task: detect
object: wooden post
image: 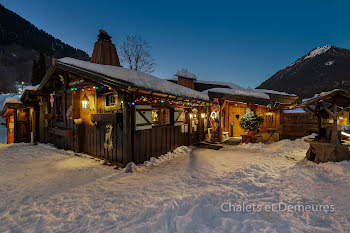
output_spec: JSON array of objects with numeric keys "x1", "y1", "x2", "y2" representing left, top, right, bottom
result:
[
  {"x1": 316, "y1": 103, "x2": 321, "y2": 132},
  {"x1": 14, "y1": 109, "x2": 17, "y2": 143},
  {"x1": 331, "y1": 103, "x2": 339, "y2": 144},
  {"x1": 122, "y1": 95, "x2": 133, "y2": 164}
]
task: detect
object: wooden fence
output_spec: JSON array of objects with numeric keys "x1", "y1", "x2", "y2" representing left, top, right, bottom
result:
[
  {"x1": 280, "y1": 112, "x2": 319, "y2": 139},
  {"x1": 133, "y1": 126, "x2": 191, "y2": 164},
  {"x1": 47, "y1": 123, "x2": 201, "y2": 165},
  {"x1": 80, "y1": 120, "x2": 123, "y2": 163}
]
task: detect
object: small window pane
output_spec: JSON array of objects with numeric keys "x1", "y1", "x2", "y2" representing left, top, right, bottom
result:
[{"x1": 106, "y1": 94, "x2": 115, "y2": 106}]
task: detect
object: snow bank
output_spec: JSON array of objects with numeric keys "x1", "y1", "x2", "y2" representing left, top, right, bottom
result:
[
  {"x1": 57, "y1": 58, "x2": 209, "y2": 101},
  {"x1": 143, "y1": 146, "x2": 191, "y2": 167},
  {"x1": 125, "y1": 162, "x2": 137, "y2": 173},
  {"x1": 174, "y1": 68, "x2": 197, "y2": 80},
  {"x1": 236, "y1": 134, "x2": 316, "y2": 160},
  {"x1": 1, "y1": 135, "x2": 350, "y2": 232}
]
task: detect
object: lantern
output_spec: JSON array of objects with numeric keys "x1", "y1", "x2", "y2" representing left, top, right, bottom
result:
[{"x1": 82, "y1": 94, "x2": 89, "y2": 109}]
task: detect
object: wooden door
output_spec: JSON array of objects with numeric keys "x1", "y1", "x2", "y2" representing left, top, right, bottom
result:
[
  {"x1": 17, "y1": 108, "x2": 31, "y2": 143},
  {"x1": 229, "y1": 104, "x2": 247, "y2": 137}
]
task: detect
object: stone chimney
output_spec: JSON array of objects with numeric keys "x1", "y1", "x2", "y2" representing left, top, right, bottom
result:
[
  {"x1": 91, "y1": 29, "x2": 121, "y2": 66},
  {"x1": 174, "y1": 68, "x2": 197, "y2": 89}
]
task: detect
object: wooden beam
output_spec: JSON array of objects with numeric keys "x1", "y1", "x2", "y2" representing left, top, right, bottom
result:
[
  {"x1": 320, "y1": 101, "x2": 334, "y2": 118},
  {"x1": 331, "y1": 103, "x2": 339, "y2": 144},
  {"x1": 337, "y1": 104, "x2": 350, "y2": 117},
  {"x1": 152, "y1": 92, "x2": 168, "y2": 98}
]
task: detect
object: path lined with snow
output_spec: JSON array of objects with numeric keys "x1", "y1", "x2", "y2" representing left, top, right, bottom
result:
[{"x1": 0, "y1": 139, "x2": 349, "y2": 232}]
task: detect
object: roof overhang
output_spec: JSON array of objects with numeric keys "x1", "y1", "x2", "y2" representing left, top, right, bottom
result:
[
  {"x1": 295, "y1": 89, "x2": 350, "y2": 108},
  {"x1": 208, "y1": 91, "x2": 270, "y2": 106}
]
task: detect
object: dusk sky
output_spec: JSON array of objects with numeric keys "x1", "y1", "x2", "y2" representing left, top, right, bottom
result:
[{"x1": 2, "y1": 0, "x2": 350, "y2": 88}]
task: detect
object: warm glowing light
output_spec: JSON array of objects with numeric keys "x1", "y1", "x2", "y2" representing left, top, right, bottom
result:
[
  {"x1": 190, "y1": 114, "x2": 193, "y2": 119},
  {"x1": 82, "y1": 100, "x2": 88, "y2": 109},
  {"x1": 82, "y1": 94, "x2": 89, "y2": 109},
  {"x1": 210, "y1": 111, "x2": 217, "y2": 119},
  {"x1": 201, "y1": 113, "x2": 206, "y2": 118}
]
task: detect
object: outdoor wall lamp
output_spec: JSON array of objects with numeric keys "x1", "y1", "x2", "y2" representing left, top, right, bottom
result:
[{"x1": 82, "y1": 94, "x2": 89, "y2": 109}]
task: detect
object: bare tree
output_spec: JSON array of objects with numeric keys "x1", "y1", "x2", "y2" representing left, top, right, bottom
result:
[{"x1": 119, "y1": 35, "x2": 155, "y2": 73}]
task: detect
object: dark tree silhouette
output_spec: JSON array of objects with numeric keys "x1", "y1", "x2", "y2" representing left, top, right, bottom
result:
[{"x1": 119, "y1": 35, "x2": 155, "y2": 74}]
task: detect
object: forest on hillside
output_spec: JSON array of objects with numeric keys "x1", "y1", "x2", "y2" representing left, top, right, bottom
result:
[{"x1": 0, "y1": 4, "x2": 89, "y2": 93}]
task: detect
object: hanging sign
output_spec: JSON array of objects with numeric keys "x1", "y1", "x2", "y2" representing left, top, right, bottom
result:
[
  {"x1": 69, "y1": 79, "x2": 85, "y2": 86},
  {"x1": 50, "y1": 94, "x2": 55, "y2": 108}
]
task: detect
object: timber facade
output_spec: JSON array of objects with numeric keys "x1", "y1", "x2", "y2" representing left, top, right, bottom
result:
[
  {"x1": 25, "y1": 31, "x2": 210, "y2": 165},
  {"x1": 2, "y1": 30, "x2": 349, "y2": 165}
]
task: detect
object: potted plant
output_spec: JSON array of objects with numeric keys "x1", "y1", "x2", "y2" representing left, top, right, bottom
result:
[{"x1": 239, "y1": 110, "x2": 264, "y2": 135}]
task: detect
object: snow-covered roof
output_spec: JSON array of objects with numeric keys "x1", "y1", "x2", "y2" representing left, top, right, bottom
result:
[
  {"x1": 3, "y1": 97, "x2": 22, "y2": 107},
  {"x1": 57, "y1": 58, "x2": 209, "y2": 101},
  {"x1": 298, "y1": 89, "x2": 350, "y2": 108},
  {"x1": 255, "y1": 89, "x2": 297, "y2": 97},
  {"x1": 302, "y1": 89, "x2": 341, "y2": 103},
  {"x1": 195, "y1": 80, "x2": 244, "y2": 90},
  {"x1": 203, "y1": 87, "x2": 270, "y2": 99},
  {"x1": 24, "y1": 85, "x2": 39, "y2": 91},
  {"x1": 174, "y1": 68, "x2": 197, "y2": 80}
]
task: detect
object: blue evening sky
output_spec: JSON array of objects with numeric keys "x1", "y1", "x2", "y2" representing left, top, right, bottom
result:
[{"x1": 2, "y1": 0, "x2": 350, "y2": 88}]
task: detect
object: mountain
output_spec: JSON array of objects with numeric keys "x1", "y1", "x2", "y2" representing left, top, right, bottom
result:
[
  {"x1": 0, "y1": 4, "x2": 89, "y2": 92},
  {"x1": 257, "y1": 45, "x2": 350, "y2": 99}
]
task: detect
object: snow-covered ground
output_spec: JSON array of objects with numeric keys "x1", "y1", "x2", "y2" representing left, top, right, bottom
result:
[{"x1": 0, "y1": 138, "x2": 349, "y2": 232}]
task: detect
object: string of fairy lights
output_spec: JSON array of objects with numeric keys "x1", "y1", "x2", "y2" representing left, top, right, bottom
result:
[{"x1": 69, "y1": 84, "x2": 218, "y2": 107}]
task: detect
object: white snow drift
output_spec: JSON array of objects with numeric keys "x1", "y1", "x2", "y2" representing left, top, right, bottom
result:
[{"x1": 0, "y1": 137, "x2": 349, "y2": 232}]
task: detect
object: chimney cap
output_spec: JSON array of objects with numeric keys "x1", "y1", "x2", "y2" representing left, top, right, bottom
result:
[
  {"x1": 98, "y1": 29, "x2": 112, "y2": 42},
  {"x1": 174, "y1": 68, "x2": 197, "y2": 80}
]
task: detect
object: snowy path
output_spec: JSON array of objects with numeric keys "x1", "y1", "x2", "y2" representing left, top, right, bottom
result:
[{"x1": 0, "y1": 139, "x2": 349, "y2": 233}]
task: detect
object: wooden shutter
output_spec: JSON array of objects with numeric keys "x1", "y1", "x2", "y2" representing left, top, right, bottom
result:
[
  {"x1": 135, "y1": 105, "x2": 152, "y2": 131},
  {"x1": 174, "y1": 107, "x2": 185, "y2": 126}
]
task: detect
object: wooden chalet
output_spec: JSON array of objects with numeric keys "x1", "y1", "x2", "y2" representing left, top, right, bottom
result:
[
  {"x1": 1, "y1": 86, "x2": 40, "y2": 144},
  {"x1": 20, "y1": 30, "x2": 210, "y2": 165},
  {"x1": 170, "y1": 76, "x2": 300, "y2": 143}
]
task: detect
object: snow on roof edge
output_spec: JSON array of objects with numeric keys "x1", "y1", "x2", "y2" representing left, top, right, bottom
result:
[
  {"x1": 24, "y1": 85, "x2": 40, "y2": 91},
  {"x1": 255, "y1": 88, "x2": 297, "y2": 97},
  {"x1": 203, "y1": 88, "x2": 270, "y2": 100},
  {"x1": 3, "y1": 97, "x2": 22, "y2": 107},
  {"x1": 57, "y1": 58, "x2": 209, "y2": 101}
]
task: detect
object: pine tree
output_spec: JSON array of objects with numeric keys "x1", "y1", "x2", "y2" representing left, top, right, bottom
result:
[
  {"x1": 31, "y1": 59, "x2": 39, "y2": 85},
  {"x1": 37, "y1": 52, "x2": 46, "y2": 83}
]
